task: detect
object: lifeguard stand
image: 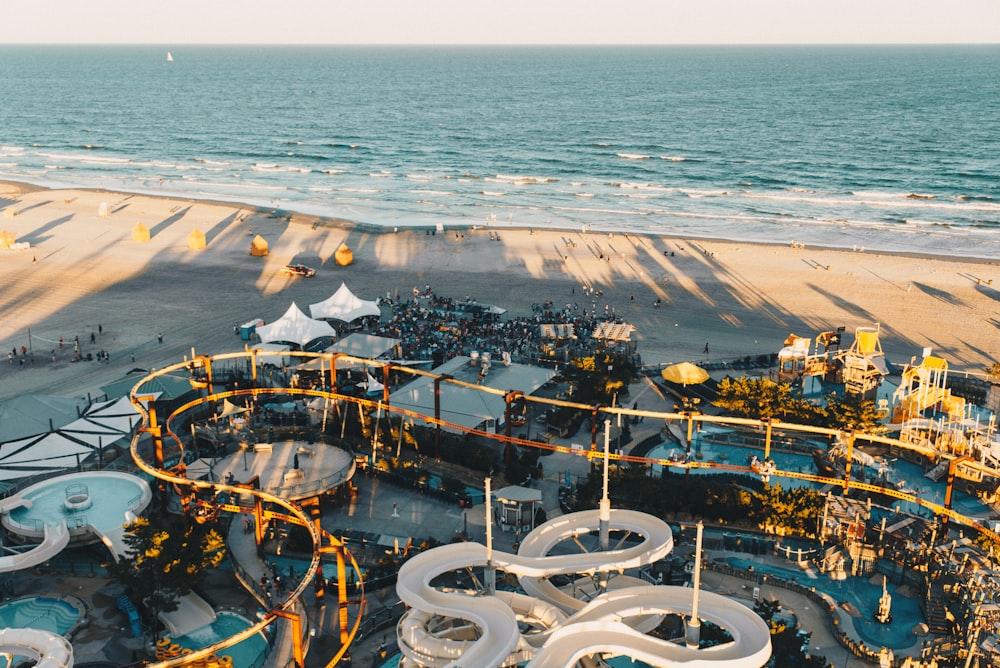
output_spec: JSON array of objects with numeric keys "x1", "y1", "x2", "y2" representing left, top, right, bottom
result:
[{"x1": 837, "y1": 325, "x2": 888, "y2": 400}]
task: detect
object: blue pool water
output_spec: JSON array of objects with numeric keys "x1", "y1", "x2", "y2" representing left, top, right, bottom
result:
[
  {"x1": 7, "y1": 472, "x2": 148, "y2": 532},
  {"x1": 0, "y1": 596, "x2": 82, "y2": 634},
  {"x1": 725, "y1": 557, "x2": 921, "y2": 649},
  {"x1": 173, "y1": 612, "x2": 268, "y2": 668}
]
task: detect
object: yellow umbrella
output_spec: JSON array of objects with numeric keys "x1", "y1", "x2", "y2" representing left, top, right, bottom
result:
[{"x1": 661, "y1": 362, "x2": 710, "y2": 386}]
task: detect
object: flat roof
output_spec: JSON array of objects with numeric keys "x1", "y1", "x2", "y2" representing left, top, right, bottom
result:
[{"x1": 390, "y1": 356, "x2": 556, "y2": 433}]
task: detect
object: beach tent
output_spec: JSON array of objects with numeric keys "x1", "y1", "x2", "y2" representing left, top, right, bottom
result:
[
  {"x1": 334, "y1": 242, "x2": 353, "y2": 266},
  {"x1": 187, "y1": 228, "x2": 206, "y2": 250},
  {"x1": 250, "y1": 235, "x2": 269, "y2": 257},
  {"x1": 131, "y1": 222, "x2": 150, "y2": 242},
  {"x1": 255, "y1": 301, "x2": 336, "y2": 349},
  {"x1": 309, "y1": 282, "x2": 381, "y2": 323},
  {"x1": 0, "y1": 230, "x2": 16, "y2": 248}
]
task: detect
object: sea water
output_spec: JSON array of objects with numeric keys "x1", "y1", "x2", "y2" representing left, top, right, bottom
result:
[{"x1": 0, "y1": 45, "x2": 998, "y2": 258}]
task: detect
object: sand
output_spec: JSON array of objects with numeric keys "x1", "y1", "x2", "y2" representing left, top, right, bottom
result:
[{"x1": 1, "y1": 180, "x2": 998, "y2": 403}]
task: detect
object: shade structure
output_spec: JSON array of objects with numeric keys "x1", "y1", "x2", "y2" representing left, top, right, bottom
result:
[
  {"x1": 187, "y1": 228, "x2": 206, "y2": 249},
  {"x1": 0, "y1": 395, "x2": 139, "y2": 481},
  {"x1": 0, "y1": 230, "x2": 16, "y2": 248},
  {"x1": 334, "y1": 242, "x2": 353, "y2": 266},
  {"x1": 250, "y1": 234, "x2": 269, "y2": 256},
  {"x1": 309, "y1": 282, "x2": 380, "y2": 322},
  {"x1": 131, "y1": 222, "x2": 150, "y2": 242},
  {"x1": 255, "y1": 301, "x2": 336, "y2": 349},
  {"x1": 660, "y1": 362, "x2": 710, "y2": 386}
]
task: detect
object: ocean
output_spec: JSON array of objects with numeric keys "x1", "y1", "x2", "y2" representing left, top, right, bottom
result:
[{"x1": 1, "y1": 45, "x2": 998, "y2": 258}]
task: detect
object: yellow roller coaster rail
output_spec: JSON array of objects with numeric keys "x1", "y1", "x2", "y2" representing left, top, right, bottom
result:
[{"x1": 128, "y1": 350, "x2": 1000, "y2": 666}]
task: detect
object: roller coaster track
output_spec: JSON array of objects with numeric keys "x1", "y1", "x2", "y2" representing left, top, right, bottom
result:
[{"x1": 126, "y1": 350, "x2": 1000, "y2": 667}]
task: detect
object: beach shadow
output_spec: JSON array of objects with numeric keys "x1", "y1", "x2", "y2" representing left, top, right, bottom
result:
[
  {"x1": 12, "y1": 200, "x2": 53, "y2": 216},
  {"x1": 149, "y1": 207, "x2": 191, "y2": 239},
  {"x1": 912, "y1": 282, "x2": 963, "y2": 306},
  {"x1": 22, "y1": 214, "x2": 74, "y2": 245},
  {"x1": 203, "y1": 211, "x2": 239, "y2": 246}
]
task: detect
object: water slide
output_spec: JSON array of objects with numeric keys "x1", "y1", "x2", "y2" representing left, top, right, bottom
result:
[
  {"x1": 0, "y1": 521, "x2": 70, "y2": 573},
  {"x1": 0, "y1": 627, "x2": 73, "y2": 668},
  {"x1": 395, "y1": 508, "x2": 771, "y2": 667}
]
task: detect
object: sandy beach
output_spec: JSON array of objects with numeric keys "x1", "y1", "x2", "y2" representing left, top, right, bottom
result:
[{"x1": 1, "y1": 180, "x2": 998, "y2": 403}]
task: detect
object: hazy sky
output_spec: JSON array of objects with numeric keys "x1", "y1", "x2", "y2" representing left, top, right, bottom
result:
[{"x1": 5, "y1": 0, "x2": 999, "y2": 45}]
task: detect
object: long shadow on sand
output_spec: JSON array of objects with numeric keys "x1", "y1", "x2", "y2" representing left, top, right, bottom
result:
[
  {"x1": 150, "y1": 207, "x2": 191, "y2": 239},
  {"x1": 22, "y1": 214, "x2": 74, "y2": 246}
]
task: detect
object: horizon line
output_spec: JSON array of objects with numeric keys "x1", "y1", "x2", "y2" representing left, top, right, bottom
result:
[{"x1": 2, "y1": 41, "x2": 999, "y2": 47}]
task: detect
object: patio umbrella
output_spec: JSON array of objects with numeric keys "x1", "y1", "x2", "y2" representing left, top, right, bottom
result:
[{"x1": 661, "y1": 362, "x2": 710, "y2": 386}]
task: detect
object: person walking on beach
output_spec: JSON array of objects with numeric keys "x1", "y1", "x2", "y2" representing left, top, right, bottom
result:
[
  {"x1": 704, "y1": 342, "x2": 710, "y2": 354},
  {"x1": 157, "y1": 332, "x2": 163, "y2": 344}
]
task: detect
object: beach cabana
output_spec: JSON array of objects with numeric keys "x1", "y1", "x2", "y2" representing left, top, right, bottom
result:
[
  {"x1": 187, "y1": 228, "x2": 206, "y2": 250},
  {"x1": 250, "y1": 235, "x2": 269, "y2": 257},
  {"x1": 309, "y1": 282, "x2": 381, "y2": 323},
  {"x1": 131, "y1": 222, "x2": 150, "y2": 242},
  {"x1": 0, "y1": 230, "x2": 16, "y2": 248},
  {"x1": 334, "y1": 242, "x2": 353, "y2": 266},
  {"x1": 255, "y1": 302, "x2": 336, "y2": 349}
]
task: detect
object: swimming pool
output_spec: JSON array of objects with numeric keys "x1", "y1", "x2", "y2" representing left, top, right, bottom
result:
[
  {"x1": 2, "y1": 471, "x2": 151, "y2": 541},
  {"x1": 172, "y1": 611, "x2": 269, "y2": 668},
  {"x1": 725, "y1": 557, "x2": 921, "y2": 649},
  {"x1": 0, "y1": 595, "x2": 86, "y2": 635}
]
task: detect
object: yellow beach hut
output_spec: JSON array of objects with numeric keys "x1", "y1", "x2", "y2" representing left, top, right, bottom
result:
[
  {"x1": 132, "y1": 222, "x2": 150, "y2": 242},
  {"x1": 250, "y1": 234, "x2": 269, "y2": 257},
  {"x1": 188, "y1": 228, "x2": 206, "y2": 250},
  {"x1": 0, "y1": 230, "x2": 16, "y2": 248},
  {"x1": 334, "y1": 242, "x2": 353, "y2": 266}
]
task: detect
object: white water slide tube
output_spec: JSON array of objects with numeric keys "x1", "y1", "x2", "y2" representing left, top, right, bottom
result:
[{"x1": 395, "y1": 508, "x2": 771, "y2": 668}]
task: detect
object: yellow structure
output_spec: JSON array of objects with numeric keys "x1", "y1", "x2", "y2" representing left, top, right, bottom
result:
[
  {"x1": 334, "y1": 242, "x2": 353, "y2": 266},
  {"x1": 0, "y1": 230, "x2": 16, "y2": 248},
  {"x1": 892, "y1": 355, "x2": 964, "y2": 423},
  {"x1": 250, "y1": 234, "x2": 269, "y2": 257},
  {"x1": 838, "y1": 326, "x2": 888, "y2": 398},
  {"x1": 188, "y1": 228, "x2": 206, "y2": 250},
  {"x1": 131, "y1": 222, "x2": 150, "y2": 242}
]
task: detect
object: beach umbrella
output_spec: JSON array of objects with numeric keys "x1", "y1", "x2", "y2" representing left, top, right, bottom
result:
[{"x1": 660, "y1": 362, "x2": 710, "y2": 386}]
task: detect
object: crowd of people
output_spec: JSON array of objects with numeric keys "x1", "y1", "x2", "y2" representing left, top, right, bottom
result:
[{"x1": 368, "y1": 287, "x2": 636, "y2": 368}]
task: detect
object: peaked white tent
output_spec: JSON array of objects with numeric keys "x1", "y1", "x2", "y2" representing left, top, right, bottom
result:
[
  {"x1": 309, "y1": 283, "x2": 381, "y2": 323},
  {"x1": 255, "y1": 302, "x2": 337, "y2": 349}
]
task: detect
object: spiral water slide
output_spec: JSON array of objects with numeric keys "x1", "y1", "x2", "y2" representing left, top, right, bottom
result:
[{"x1": 396, "y1": 508, "x2": 771, "y2": 668}]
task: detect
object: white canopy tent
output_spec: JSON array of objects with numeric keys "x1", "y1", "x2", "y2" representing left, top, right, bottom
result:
[
  {"x1": 309, "y1": 282, "x2": 381, "y2": 323},
  {"x1": 255, "y1": 302, "x2": 337, "y2": 349}
]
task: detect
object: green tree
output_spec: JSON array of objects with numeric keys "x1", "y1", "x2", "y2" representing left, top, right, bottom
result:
[
  {"x1": 563, "y1": 350, "x2": 636, "y2": 405},
  {"x1": 821, "y1": 392, "x2": 887, "y2": 433},
  {"x1": 109, "y1": 514, "x2": 226, "y2": 640},
  {"x1": 713, "y1": 377, "x2": 823, "y2": 423}
]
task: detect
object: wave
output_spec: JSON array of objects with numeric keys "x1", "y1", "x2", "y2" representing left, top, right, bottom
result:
[
  {"x1": 617, "y1": 153, "x2": 650, "y2": 161},
  {"x1": 411, "y1": 189, "x2": 454, "y2": 196},
  {"x1": 488, "y1": 174, "x2": 559, "y2": 185},
  {"x1": 660, "y1": 156, "x2": 688, "y2": 162},
  {"x1": 193, "y1": 158, "x2": 231, "y2": 166},
  {"x1": 481, "y1": 191, "x2": 505, "y2": 196},
  {"x1": 80, "y1": 144, "x2": 104, "y2": 150},
  {"x1": 574, "y1": 193, "x2": 596, "y2": 198}
]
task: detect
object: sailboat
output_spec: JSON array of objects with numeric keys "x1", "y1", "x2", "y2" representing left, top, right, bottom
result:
[{"x1": 166, "y1": 52, "x2": 174, "y2": 62}]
